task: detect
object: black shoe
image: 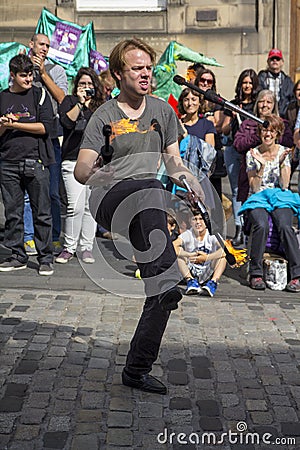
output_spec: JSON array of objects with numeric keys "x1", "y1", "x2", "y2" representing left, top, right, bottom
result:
[
  {"x1": 232, "y1": 225, "x2": 244, "y2": 247},
  {"x1": 158, "y1": 286, "x2": 182, "y2": 311},
  {"x1": 122, "y1": 370, "x2": 167, "y2": 395}
]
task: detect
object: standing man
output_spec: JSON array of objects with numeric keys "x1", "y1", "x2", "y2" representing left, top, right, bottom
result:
[
  {"x1": 258, "y1": 48, "x2": 295, "y2": 117},
  {"x1": 28, "y1": 33, "x2": 68, "y2": 251},
  {"x1": 0, "y1": 54, "x2": 54, "y2": 275},
  {"x1": 74, "y1": 38, "x2": 204, "y2": 394}
]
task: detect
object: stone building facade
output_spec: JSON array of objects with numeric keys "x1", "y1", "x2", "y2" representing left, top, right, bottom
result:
[{"x1": 0, "y1": 0, "x2": 298, "y2": 99}]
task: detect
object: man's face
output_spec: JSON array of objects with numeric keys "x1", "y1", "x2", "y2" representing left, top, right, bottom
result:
[
  {"x1": 116, "y1": 48, "x2": 153, "y2": 97},
  {"x1": 30, "y1": 35, "x2": 50, "y2": 60},
  {"x1": 10, "y1": 71, "x2": 33, "y2": 92},
  {"x1": 267, "y1": 56, "x2": 284, "y2": 74}
]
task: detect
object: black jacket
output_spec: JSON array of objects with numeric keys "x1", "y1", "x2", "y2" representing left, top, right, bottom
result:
[{"x1": 258, "y1": 70, "x2": 295, "y2": 117}]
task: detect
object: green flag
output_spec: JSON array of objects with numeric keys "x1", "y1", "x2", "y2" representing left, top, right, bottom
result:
[
  {"x1": 35, "y1": 7, "x2": 96, "y2": 82},
  {"x1": 153, "y1": 41, "x2": 223, "y2": 102},
  {"x1": 0, "y1": 42, "x2": 27, "y2": 91}
]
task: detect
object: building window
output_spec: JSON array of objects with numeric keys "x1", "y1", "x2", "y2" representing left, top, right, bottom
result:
[{"x1": 76, "y1": 0, "x2": 166, "y2": 11}]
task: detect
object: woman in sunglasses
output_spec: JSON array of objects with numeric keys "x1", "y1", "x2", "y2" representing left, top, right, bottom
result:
[{"x1": 194, "y1": 68, "x2": 226, "y2": 199}]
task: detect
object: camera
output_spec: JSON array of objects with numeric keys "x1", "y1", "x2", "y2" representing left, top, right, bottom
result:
[{"x1": 85, "y1": 88, "x2": 95, "y2": 97}]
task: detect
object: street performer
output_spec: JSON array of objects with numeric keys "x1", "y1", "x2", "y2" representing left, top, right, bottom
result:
[{"x1": 74, "y1": 38, "x2": 206, "y2": 395}]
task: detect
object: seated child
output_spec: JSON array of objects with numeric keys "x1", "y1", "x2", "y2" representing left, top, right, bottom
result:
[{"x1": 173, "y1": 209, "x2": 227, "y2": 297}]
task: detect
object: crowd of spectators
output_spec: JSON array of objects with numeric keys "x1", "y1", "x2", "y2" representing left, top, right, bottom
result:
[{"x1": 0, "y1": 38, "x2": 299, "y2": 293}]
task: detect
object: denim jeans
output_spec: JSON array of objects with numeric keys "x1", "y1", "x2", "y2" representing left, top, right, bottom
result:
[
  {"x1": 24, "y1": 191, "x2": 34, "y2": 242},
  {"x1": 0, "y1": 161, "x2": 53, "y2": 264},
  {"x1": 224, "y1": 145, "x2": 242, "y2": 226}
]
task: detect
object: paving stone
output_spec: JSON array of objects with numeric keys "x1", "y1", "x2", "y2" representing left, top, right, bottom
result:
[
  {"x1": 76, "y1": 409, "x2": 102, "y2": 422},
  {"x1": 281, "y1": 422, "x2": 300, "y2": 436},
  {"x1": 14, "y1": 424, "x2": 40, "y2": 440},
  {"x1": 168, "y1": 372, "x2": 189, "y2": 385},
  {"x1": 20, "y1": 408, "x2": 46, "y2": 424},
  {"x1": 169, "y1": 397, "x2": 192, "y2": 410},
  {"x1": 87, "y1": 357, "x2": 109, "y2": 369},
  {"x1": 273, "y1": 406, "x2": 298, "y2": 422},
  {"x1": 14, "y1": 360, "x2": 38, "y2": 374},
  {"x1": 109, "y1": 397, "x2": 134, "y2": 412},
  {"x1": 5, "y1": 383, "x2": 28, "y2": 397},
  {"x1": 138, "y1": 402, "x2": 163, "y2": 418},
  {"x1": 197, "y1": 399, "x2": 220, "y2": 416},
  {"x1": 191, "y1": 356, "x2": 211, "y2": 368},
  {"x1": 0, "y1": 414, "x2": 16, "y2": 433},
  {"x1": 74, "y1": 422, "x2": 102, "y2": 434},
  {"x1": 192, "y1": 367, "x2": 211, "y2": 379},
  {"x1": 107, "y1": 411, "x2": 132, "y2": 427},
  {"x1": 167, "y1": 359, "x2": 187, "y2": 371},
  {"x1": 106, "y1": 428, "x2": 133, "y2": 446},
  {"x1": 249, "y1": 411, "x2": 274, "y2": 425},
  {"x1": 26, "y1": 392, "x2": 50, "y2": 409},
  {"x1": 71, "y1": 434, "x2": 99, "y2": 450},
  {"x1": 0, "y1": 396, "x2": 24, "y2": 412},
  {"x1": 80, "y1": 392, "x2": 105, "y2": 409},
  {"x1": 199, "y1": 417, "x2": 223, "y2": 431},
  {"x1": 55, "y1": 388, "x2": 78, "y2": 401},
  {"x1": 245, "y1": 400, "x2": 268, "y2": 411},
  {"x1": 48, "y1": 416, "x2": 71, "y2": 431},
  {"x1": 43, "y1": 431, "x2": 69, "y2": 449}
]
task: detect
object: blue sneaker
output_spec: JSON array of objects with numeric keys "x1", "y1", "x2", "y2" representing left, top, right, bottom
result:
[
  {"x1": 185, "y1": 278, "x2": 201, "y2": 295},
  {"x1": 202, "y1": 280, "x2": 217, "y2": 297}
]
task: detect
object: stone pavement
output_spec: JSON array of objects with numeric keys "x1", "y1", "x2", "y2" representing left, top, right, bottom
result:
[{"x1": 0, "y1": 237, "x2": 299, "y2": 450}]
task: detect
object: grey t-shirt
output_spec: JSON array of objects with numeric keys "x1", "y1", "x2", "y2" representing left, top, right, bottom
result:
[{"x1": 80, "y1": 95, "x2": 183, "y2": 181}]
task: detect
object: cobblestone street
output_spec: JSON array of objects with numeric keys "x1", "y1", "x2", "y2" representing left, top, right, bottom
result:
[{"x1": 0, "y1": 251, "x2": 299, "y2": 449}]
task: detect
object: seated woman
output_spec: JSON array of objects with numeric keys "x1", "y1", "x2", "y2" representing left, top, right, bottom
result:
[{"x1": 241, "y1": 114, "x2": 300, "y2": 292}]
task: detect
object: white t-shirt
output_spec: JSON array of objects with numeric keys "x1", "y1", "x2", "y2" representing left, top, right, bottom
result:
[{"x1": 179, "y1": 228, "x2": 219, "y2": 282}]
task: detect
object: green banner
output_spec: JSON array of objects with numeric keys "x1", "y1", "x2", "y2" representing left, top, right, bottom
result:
[
  {"x1": 153, "y1": 41, "x2": 223, "y2": 102},
  {"x1": 0, "y1": 42, "x2": 27, "y2": 91},
  {"x1": 35, "y1": 7, "x2": 96, "y2": 81}
]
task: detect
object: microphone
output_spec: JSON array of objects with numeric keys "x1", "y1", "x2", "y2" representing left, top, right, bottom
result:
[
  {"x1": 173, "y1": 75, "x2": 268, "y2": 128},
  {"x1": 100, "y1": 125, "x2": 114, "y2": 165}
]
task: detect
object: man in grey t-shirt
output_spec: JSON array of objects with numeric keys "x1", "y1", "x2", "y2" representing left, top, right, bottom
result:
[{"x1": 75, "y1": 38, "x2": 203, "y2": 395}]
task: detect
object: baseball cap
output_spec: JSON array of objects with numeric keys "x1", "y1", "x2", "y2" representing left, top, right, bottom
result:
[{"x1": 268, "y1": 49, "x2": 283, "y2": 59}]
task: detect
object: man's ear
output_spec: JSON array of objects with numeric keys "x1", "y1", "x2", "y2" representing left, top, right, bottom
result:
[
  {"x1": 9, "y1": 71, "x2": 15, "y2": 80},
  {"x1": 29, "y1": 40, "x2": 34, "y2": 49}
]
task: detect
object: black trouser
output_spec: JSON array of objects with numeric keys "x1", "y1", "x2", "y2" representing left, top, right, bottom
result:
[
  {"x1": 96, "y1": 178, "x2": 181, "y2": 375},
  {"x1": 248, "y1": 207, "x2": 300, "y2": 279},
  {"x1": 0, "y1": 161, "x2": 53, "y2": 265}
]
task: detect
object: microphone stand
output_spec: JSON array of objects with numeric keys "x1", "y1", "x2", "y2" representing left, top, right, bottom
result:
[{"x1": 173, "y1": 75, "x2": 269, "y2": 128}]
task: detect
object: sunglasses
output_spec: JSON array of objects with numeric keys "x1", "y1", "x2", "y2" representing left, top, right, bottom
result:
[
  {"x1": 199, "y1": 77, "x2": 213, "y2": 86},
  {"x1": 270, "y1": 57, "x2": 281, "y2": 61}
]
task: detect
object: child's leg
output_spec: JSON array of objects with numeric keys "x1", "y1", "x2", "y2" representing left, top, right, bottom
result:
[
  {"x1": 177, "y1": 256, "x2": 193, "y2": 280},
  {"x1": 211, "y1": 257, "x2": 227, "y2": 282}
]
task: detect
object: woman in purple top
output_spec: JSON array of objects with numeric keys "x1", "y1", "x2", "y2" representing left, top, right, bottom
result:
[{"x1": 234, "y1": 89, "x2": 293, "y2": 203}]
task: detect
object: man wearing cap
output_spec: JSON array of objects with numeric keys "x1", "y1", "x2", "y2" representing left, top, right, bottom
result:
[{"x1": 258, "y1": 49, "x2": 295, "y2": 117}]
